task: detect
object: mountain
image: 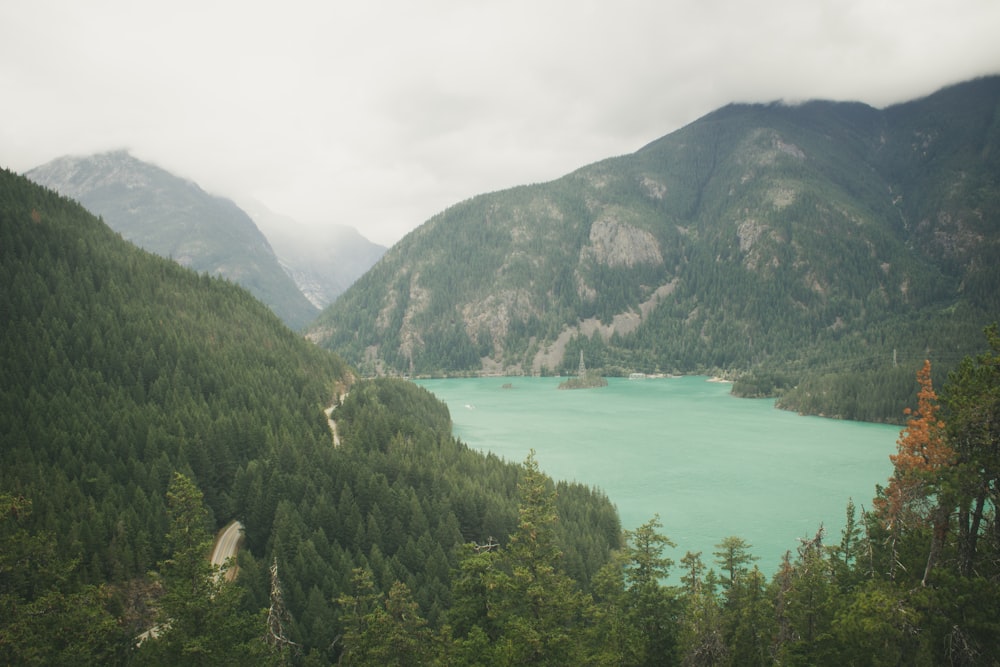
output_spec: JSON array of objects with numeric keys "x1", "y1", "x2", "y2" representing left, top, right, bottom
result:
[
  {"x1": 0, "y1": 164, "x2": 347, "y2": 628},
  {"x1": 0, "y1": 167, "x2": 620, "y2": 659},
  {"x1": 309, "y1": 76, "x2": 1000, "y2": 421},
  {"x1": 239, "y1": 198, "x2": 386, "y2": 309},
  {"x1": 5, "y1": 165, "x2": 1000, "y2": 666},
  {"x1": 25, "y1": 151, "x2": 320, "y2": 329}
]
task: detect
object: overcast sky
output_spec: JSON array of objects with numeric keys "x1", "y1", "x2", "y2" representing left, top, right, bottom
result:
[{"x1": 2, "y1": 0, "x2": 999, "y2": 246}]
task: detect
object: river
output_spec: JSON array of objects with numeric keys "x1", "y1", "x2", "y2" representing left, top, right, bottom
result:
[{"x1": 416, "y1": 375, "x2": 898, "y2": 574}]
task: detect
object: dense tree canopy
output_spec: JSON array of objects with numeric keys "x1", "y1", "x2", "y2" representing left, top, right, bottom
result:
[
  {"x1": 0, "y1": 168, "x2": 347, "y2": 652},
  {"x1": 4, "y1": 167, "x2": 1000, "y2": 664}
]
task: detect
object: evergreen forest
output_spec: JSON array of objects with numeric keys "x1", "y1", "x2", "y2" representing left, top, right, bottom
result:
[
  {"x1": 25, "y1": 151, "x2": 321, "y2": 330},
  {"x1": 3, "y1": 80, "x2": 1000, "y2": 663}
]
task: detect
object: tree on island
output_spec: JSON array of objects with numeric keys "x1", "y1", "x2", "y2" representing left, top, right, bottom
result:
[{"x1": 558, "y1": 352, "x2": 608, "y2": 390}]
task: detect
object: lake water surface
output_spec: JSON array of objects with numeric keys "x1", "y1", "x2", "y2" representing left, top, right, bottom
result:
[{"x1": 416, "y1": 376, "x2": 898, "y2": 574}]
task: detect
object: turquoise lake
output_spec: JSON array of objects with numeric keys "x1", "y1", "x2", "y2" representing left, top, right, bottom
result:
[{"x1": 416, "y1": 375, "x2": 898, "y2": 575}]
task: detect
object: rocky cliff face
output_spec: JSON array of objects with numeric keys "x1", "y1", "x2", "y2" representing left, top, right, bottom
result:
[{"x1": 581, "y1": 216, "x2": 663, "y2": 268}]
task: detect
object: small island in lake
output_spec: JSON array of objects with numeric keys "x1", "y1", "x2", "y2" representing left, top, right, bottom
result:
[
  {"x1": 558, "y1": 370, "x2": 608, "y2": 390},
  {"x1": 558, "y1": 352, "x2": 607, "y2": 389}
]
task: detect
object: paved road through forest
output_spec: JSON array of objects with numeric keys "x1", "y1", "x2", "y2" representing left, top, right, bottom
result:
[
  {"x1": 137, "y1": 520, "x2": 246, "y2": 644},
  {"x1": 211, "y1": 520, "x2": 244, "y2": 581}
]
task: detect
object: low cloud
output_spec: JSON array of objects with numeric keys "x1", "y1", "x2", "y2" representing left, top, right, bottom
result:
[{"x1": 2, "y1": 0, "x2": 998, "y2": 245}]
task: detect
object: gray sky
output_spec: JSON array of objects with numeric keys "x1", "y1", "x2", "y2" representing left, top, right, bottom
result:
[{"x1": 2, "y1": 0, "x2": 999, "y2": 246}]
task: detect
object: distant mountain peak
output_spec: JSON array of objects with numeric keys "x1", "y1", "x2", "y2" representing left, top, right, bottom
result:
[
  {"x1": 27, "y1": 152, "x2": 320, "y2": 329},
  {"x1": 27, "y1": 150, "x2": 192, "y2": 196},
  {"x1": 239, "y1": 197, "x2": 386, "y2": 310}
]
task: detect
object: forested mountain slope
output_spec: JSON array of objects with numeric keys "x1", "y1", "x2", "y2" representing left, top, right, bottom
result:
[
  {"x1": 0, "y1": 169, "x2": 621, "y2": 661},
  {"x1": 0, "y1": 166, "x2": 348, "y2": 581},
  {"x1": 5, "y1": 164, "x2": 1000, "y2": 666},
  {"x1": 310, "y1": 76, "x2": 1000, "y2": 422},
  {"x1": 26, "y1": 151, "x2": 320, "y2": 329}
]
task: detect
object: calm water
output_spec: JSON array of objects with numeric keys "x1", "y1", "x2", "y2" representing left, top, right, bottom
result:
[{"x1": 416, "y1": 376, "x2": 898, "y2": 574}]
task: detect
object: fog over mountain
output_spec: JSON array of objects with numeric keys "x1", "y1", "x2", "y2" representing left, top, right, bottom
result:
[
  {"x1": 4, "y1": 2, "x2": 998, "y2": 246},
  {"x1": 26, "y1": 151, "x2": 384, "y2": 328},
  {"x1": 238, "y1": 198, "x2": 385, "y2": 310},
  {"x1": 310, "y1": 76, "x2": 1000, "y2": 422}
]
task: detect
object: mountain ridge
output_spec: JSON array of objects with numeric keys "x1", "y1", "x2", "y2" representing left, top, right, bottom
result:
[
  {"x1": 26, "y1": 150, "x2": 322, "y2": 329},
  {"x1": 309, "y1": 76, "x2": 1000, "y2": 422}
]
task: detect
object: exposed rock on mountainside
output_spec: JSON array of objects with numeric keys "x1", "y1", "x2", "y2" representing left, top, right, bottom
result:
[
  {"x1": 26, "y1": 151, "x2": 319, "y2": 329},
  {"x1": 310, "y1": 77, "x2": 999, "y2": 421},
  {"x1": 582, "y1": 216, "x2": 663, "y2": 268}
]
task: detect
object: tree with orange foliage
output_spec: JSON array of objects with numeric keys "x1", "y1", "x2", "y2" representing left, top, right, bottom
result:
[{"x1": 875, "y1": 360, "x2": 955, "y2": 584}]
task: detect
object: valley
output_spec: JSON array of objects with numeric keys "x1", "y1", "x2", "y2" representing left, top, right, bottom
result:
[{"x1": 2, "y1": 75, "x2": 1000, "y2": 664}]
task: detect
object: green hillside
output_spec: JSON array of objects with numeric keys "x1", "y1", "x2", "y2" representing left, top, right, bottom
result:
[
  {"x1": 310, "y1": 77, "x2": 1000, "y2": 423},
  {"x1": 26, "y1": 151, "x2": 321, "y2": 330},
  {"x1": 0, "y1": 168, "x2": 620, "y2": 662},
  {"x1": 0, "y1": 166, "x2": 347, "y2": 577},
  {"x1": 4, "y1": 138, "x2": 1000, "y2": 663}
]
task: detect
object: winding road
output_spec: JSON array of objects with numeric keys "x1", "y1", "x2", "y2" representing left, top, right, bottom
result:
[
  {"x1": 137, "y1": 520, "x2": 246, "y2": 644},
  {"x1": 211, "y1": 520, "x2": 244, "y2": 582}
]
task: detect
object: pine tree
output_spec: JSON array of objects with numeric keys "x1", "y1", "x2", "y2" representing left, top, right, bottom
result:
[
  {"x1": 941, "y1": 324, "x2": 1000, "y2": 578},
  {"x1": 622, "y1": 515, "x2": 680, "y2": 665},
  {"x1": 336, "y1": 570, "x2": 437, "y2": 666},
  {"x1": 712, "y1": 537, "x2": 756, "y2": 591}
]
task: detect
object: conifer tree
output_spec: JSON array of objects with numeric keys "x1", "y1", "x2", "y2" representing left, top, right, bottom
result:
[
  {"x1": 941, "y1": 324, "x2": 1000, "y2": 577},
  {"x1": 335, "y1": 568, "x2": 381, "y2": 665},
  {"x1": 0, "y1": 493, "x2": 125, "y2": 665},
  {"x1": 588, "y1": 552, "x2": 642, "y2": 665},
  {"x1": 713, "y1": 537, "x2": 756, "y2": 591},
  {"x1": 774, "y1": 527, "x2": 837, "y2": 665},
  {"x1": 874, "y1": 360, "x2": 954, "y2": 584},
  {"x1": 135, "y1": 473, "x2": 265, "y2": 666},
  {"x1": 336, "y1": 570, "x2": 437, "y2": 666},
  {"x1": 622, "y1": 515, "x2": 680, "y2": 665},
  {"x1": 488, "y1": 452, "x2": 591, "y2": 665},
  {"x1": 677, "y1": 550, "x2": 727, "y2": 667}
]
